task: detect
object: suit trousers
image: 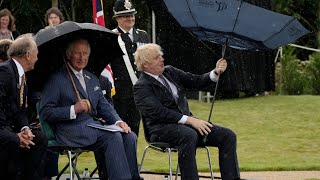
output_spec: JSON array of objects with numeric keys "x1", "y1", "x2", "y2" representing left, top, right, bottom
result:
[
  {"x1": 0, "y1": 129, "x2": 48, "y2": 180},
  {"x1": 84, "y1": 130, "x2": 140, "y2": 180},
  {"x1": 155, "y1": 124, "x2": 240, "y2": 180}
]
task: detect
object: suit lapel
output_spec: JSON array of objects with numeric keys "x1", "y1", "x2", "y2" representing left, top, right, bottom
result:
[
  {"x1": 9, "y1": 60, "x2": 21, "y2": 105},
  {"x1": 143, "y1": 73, "x2": 176, "y2": 102},
  {"x1": 83, "y1": 71, "x2": 93, "y2": 103}
]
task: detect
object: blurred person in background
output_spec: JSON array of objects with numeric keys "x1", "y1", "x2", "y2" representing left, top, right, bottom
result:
[
  {"x1": 0, "y1": 8, "x2": 20, "y2": 40},
  {"x1": 0, "y1": 38, "x2": 12, "y2": 63},
  {"x1": 44, "y1": 7, "x2": 64, "y2": 28}
]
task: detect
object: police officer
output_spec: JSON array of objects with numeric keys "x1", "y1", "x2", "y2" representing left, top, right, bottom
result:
[{"x1": 111, "y1": 0, "x2": 150, "y2": 136}]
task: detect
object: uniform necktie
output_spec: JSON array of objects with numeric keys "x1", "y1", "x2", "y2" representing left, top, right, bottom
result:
[
  {"x1": 125, "y1": 32, "x2": 133, "y2": 42},
  {"x1": 159, "y1": 74, "x2": 173, "y2": 95},
  {"x1": 20, "y1": 74, "x2": 26, "y2": 107},
  {"x1": 77, "y1": 73, "x2": 87, "y2": 92}
]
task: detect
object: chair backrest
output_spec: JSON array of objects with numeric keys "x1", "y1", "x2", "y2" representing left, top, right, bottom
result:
[
  {"x1": 141, "y1": 116, "x2": 152, "y2": 144},
  {"x1": 36, "y1": 102, "x2": 58, "y2": 145}
]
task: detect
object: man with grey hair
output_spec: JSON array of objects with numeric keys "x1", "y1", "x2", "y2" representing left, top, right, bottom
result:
[
  {"x1": 0, "y1": 34, "x2": 48, "y2": 179},
  {"x1": 40, "y1": 38, "x2": 142, "y2": 180},
  {"x1": 134, "y1": 43, "x2": 240, "y2": 180}
]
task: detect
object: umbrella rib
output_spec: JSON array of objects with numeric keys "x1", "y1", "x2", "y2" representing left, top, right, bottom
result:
[{"x1": 264, "y1": 17, "x2": 296, "y2": 43}]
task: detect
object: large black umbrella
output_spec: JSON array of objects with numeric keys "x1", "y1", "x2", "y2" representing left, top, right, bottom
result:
[
  {"x1": 162, "y1": 0, "x2": 310, "y2": 134},
  {"x1": 163, "y1": 0, "x2": 309, "y2": 52},
  {"x1": 28, "y1": 21, "x2": 123, "y2": 92}
]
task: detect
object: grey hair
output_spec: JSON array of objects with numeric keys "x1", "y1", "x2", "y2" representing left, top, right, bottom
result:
[
  {"x1": 66, "y1": 38, "x2": 91, "y2": 54},
  {"x1": 7, "y1": 33, "x2": 35, "y2": 57}
]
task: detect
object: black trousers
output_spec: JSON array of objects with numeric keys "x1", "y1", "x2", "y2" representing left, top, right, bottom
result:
[
  {"x1": 155, "y1": 124, "x2": 240, "y2": 180},
  {"x1": 0, "y1": 129, "x2": 47, "y2": 180}
]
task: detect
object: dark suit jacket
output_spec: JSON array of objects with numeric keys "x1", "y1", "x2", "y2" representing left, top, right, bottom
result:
[
  {"x1": 40, "y1": 66, "x2": 121, "y2": 147},
  {"x1": 0, "y1": 60, "x2": 29, "y2": 133},
  {"x1": 111, "y1": 27, "x2": 150, "y2": 99},
  {"x1": 133, "y1": 65, "x2": 214, "y2": 140}
]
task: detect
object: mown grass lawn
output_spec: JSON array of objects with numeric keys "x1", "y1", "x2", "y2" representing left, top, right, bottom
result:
[{"x1": 59, "y1": 95, "x2": 320, "y2": 173}]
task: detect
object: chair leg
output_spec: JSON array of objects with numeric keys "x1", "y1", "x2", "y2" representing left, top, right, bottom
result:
[
  {"x1": 139, "y1": 146, "x2": 151, "y2": 172},
  {"x1": 72, "y1": 153, "x2": 82, "y2": 180},
  {"x1": 175, "y1": 163, "x2": 179, "y2": 180},
  {"x1": 67, "y1": 150, "x2": 74, "y2": 180},
  {"x1": 204, "y1": 146, "x2": 214, "y2": 180},
  {"x1": 167, "y1": 148, "x2": 173, "y2": 180}
]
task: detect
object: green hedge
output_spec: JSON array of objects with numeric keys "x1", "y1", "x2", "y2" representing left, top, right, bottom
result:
[{"x1": 280, "y1": 47, "x2": 320, "y2": 95}]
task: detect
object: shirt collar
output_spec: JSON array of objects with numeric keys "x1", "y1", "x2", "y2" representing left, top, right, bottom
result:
[
  {"x1": 67, "y1": 63, "x2": 83, "y2": 76},
  {"x1": 12, "y1": 58, "x2": 24, "y2": 78},
  {"x1": 119, "y1": 27, "x2": 133, "y2": 35},
  {"x1": 144, "y1": 71, "x2": 160, "y2": 80}
]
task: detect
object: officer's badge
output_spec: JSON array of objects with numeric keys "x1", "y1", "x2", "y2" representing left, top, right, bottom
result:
[{"x1": 124, "y1": 0, "x2": 132, "y2": 10}]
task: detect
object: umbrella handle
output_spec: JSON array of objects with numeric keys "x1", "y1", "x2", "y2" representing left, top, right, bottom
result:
[{"x1": 64, "y1": 60, "x2": 92, "y2": 113}]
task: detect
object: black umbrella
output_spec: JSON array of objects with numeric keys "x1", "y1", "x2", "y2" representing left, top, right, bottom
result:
[
  {"x1": 28, "y1": 21, "x2": 123, "y2": 92},
  {"x1": 162, "y1": 0, "x2": 310, "y2": 141},
  {"x1": 163, "y1": 0, "x2": 309, "y2": 53}
]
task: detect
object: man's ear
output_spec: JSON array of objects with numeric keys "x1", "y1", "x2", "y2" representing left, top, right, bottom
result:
[{"x1": 25, "y1": 51, "x2": 31, "y2": 60}]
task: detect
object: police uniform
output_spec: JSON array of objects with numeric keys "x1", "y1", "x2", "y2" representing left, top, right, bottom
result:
[{"x1": 111, "y1": 0, "x2": 150, "y2": 136}]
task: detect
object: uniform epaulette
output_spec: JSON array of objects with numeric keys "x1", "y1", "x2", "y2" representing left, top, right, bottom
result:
[{"x1": 136, "y1": 29, "x2": 147, "y2": 33}]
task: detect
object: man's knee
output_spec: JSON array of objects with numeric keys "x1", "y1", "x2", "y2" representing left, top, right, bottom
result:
[
  {"x1": 225, "y1": 128, "x2": 237, "y2": 143},
  {"x1": 123, "y1": 132, "x2": 137, "y2": 144}
]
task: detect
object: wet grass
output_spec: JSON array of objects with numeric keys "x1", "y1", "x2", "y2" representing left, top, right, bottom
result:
[{"x1": 58, "y1": 95, "x2": 320, "y2": 173}]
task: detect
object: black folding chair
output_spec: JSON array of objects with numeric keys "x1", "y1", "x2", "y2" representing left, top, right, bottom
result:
[
  {"x1": 139, "y1": 117, "x2": 214, "y2": 180},
  {"x1": 36, "y1": 102, "x2": 98, "y2": 180}
]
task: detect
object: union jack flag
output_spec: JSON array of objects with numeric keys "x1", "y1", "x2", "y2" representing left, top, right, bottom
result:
[
  {"x1": 92, "y1": 0, "x2": 105, "y2": 26},
  {"x1": 92, "y1": 0, "x2": 116, "y2": 96}
]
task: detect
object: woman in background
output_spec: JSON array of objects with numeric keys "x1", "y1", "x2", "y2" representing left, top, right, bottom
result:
[
  {"x1": 44, "y1": 7, "x2": 64, "y2": 28},
  {"x1": 0, "y1": 8, "x2": 20, "y2": 40}
]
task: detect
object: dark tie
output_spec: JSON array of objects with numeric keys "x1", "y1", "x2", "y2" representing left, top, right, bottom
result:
[
  {"x1": 158, "y1": 74, "x2": 173, "y2": 94},
  {"x1": 124, "y1": 32, "x2": 132, "y2": 42},
  {"x1": 20, "y1": 74, "x2": 26, "y2": 107}
]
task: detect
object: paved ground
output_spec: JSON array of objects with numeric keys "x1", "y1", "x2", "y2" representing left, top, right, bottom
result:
[
  {"x1": 58, "y1": 171, "x2": 320, "y2": 180},
  {"x1": 140, "y1": 171, "x2": 320, "y2": 180}
]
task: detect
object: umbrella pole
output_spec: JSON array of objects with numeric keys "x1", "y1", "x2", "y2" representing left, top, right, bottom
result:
[
  {"x1": 64, "y1": 59, "x2": 92, "y2": 113},
  {"x1": 203, "y1": 40, "x2": 228, "y2": 143},
  {"x1": 207, "y1": 39, "x2": 228, "y2": 123}
]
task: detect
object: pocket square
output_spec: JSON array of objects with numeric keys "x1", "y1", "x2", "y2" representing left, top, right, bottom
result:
[{"x1": 94, "y1": 86, "x2": 100, "y2": 91}]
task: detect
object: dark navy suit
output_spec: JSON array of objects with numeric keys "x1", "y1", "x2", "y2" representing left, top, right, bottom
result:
[
  {"x1": 40, "y1": 66, "x2": 140, "y2": 180},
  {"x1": 0, "y1": 60, "x2": 47, "y2": 180},
  {"x1": 134, "y1": 65, "x2": 240, "y2": 180}
]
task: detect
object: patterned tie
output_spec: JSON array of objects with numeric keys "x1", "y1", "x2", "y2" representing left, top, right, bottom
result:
[
  {"x1": 20, "y1": 74, "x2": 26, "y2": 107},
  {"x1": 77, "y1": 73, "x2": 87, "y2": 92},
  {"x1": 158, "y1": 74, "x2": 173, "y2": 95}
]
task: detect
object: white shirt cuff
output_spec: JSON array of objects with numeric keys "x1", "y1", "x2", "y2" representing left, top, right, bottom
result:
[
  {"x1": 209, "y1": 70, "x2": 219, "y2": 82},
  {"x1": 70, "y1": 105, "x2": 77, "y2": 119},
  {"x1": 178, "y1": 115, "x2": 188, "y2": 124}
]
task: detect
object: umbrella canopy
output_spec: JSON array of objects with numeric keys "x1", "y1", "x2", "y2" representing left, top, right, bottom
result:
[
  {"x1": 163, "y1": 0, "x2": 309, "y2": 51},
  {"x1": 28, "y1": 21, "x2": 123, "y2": 92}
]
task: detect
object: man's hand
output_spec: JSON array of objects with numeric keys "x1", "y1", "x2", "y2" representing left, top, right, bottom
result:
[
  {"x1": 116, "y1": 121, "x2": 131, "y2": 134},
  {"x1": 74, "y1": 99, "x2": 89, "y2": 113},
  {"x1": 215, "y1": 58, "x2": 228, "y2": 74},
  {"x1": 185, "y1": 117, "x2": 213, "y2": 136},
  {"x1": 17, "y1": 129, "x2": 35, "y2": 149}
]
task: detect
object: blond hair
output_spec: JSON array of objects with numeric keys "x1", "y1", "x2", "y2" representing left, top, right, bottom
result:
[{"x1": 135, "y1": 43, "x2": 163, "y2": 71}]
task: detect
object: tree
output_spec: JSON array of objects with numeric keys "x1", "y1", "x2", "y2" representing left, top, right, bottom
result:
[{"x1": 272, "y1": 0, "x2": 320, "y2": 59}]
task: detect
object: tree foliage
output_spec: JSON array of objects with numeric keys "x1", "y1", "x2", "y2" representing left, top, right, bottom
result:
[
  {"x1": 0, "y1": 0, "x2": 150, "y2": 35},
  {"x1": 272, "y1": 0, "x2": 320, "y2": 59}
]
